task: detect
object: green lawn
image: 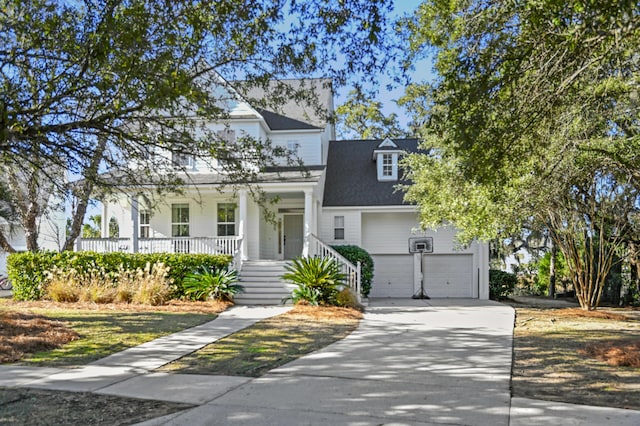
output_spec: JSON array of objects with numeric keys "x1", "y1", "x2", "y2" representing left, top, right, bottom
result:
[{"x1": 4, "y1": 306, "x2": 216, "y2": 366}]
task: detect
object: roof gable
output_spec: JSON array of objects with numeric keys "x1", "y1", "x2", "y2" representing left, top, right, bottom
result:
[
  {"x1": 323, "y1": 139, "x2": 421, "y2": 207},
  {"x1": 377, "y1": 138, "x2": 398, "y2": 148}
]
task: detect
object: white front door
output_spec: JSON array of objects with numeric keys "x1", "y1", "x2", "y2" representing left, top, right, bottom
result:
[{"x1": 283, "y1": 214, "x2": 303, "y2": 260}]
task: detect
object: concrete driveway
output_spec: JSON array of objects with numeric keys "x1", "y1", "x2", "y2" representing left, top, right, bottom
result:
[{"x1": 144, "y1": 298, "x2": 514, "y2": 425}]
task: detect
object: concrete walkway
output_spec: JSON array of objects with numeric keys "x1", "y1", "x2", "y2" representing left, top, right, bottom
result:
[
  {"x1": 139, "y1": 298, "x2": 516, "y2": 425},
  {"x1": 2, "y1": 299, "x2": 640, "y2": 425},
  {"x1": 0, "y1": 306, "x2": 291, "y2": 395}
]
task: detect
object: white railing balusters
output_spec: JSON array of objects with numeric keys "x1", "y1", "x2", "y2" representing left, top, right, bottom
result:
[
  {"x1": 307, "y1": 233, "x2": 361, "y2": 299},
  {"x1": 77, "y1": 236, "x2": 241, "y2": 256}
]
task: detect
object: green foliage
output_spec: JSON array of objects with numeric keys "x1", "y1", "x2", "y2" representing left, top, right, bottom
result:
[
  {"x1": 0, "y1": 0, "x2": 397, "y2": 253},
  {"x1": 533, "y1": 251, "x2": 570, "y2": 295},
  {"x1": 400, "y1": 0, "x2": 640, "y2": 309},
  {"x1": 287, "y1": 284, "x2": 322, "y2": 306},
  {"x1": 7, "y1": 251, "x2": 231, "y2": 301},
  {"x1": 282, "y1": 257, "x2": 345, "y2": 305},
  {"x1": 183, "y1": 267, "x2": 242, "y2": 302},
  {"x1": 331, "y1": 245, "x2": 374, "y2": 297},
  {"x1": 489, "y1": 269, "x2": 517, "y2": 300},
  {"x1": 336, "y1": 87, "x2": 408, "y2": 140}
]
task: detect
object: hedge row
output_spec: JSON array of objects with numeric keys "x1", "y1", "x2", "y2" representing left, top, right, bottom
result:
[
  {"x1": 331, "y1": 245, "x2": 374, "y2": 298},
  {"x1": 7, "y1": 251, "x2": 232, "y2": 301}
]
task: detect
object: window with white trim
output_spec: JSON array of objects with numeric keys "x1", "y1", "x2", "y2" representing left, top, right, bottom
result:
[
  {"x1": 139, "y1": 210, "x2": 150, "y2": 238},
  {"x1": 334, "y1": 216, "x2": 345, "y2": 240},
  {"x1": 217, "y1": 203, "x2": 236, "y2": 236},
  {"x1": 171, "y1": 204, "x2": 189, "y2": 237},
  {"x1": 382, "y1": 153, "x2": 393, "y2": 177},
  {"x1": 172, "y1": 152, "x2": 193, "y2": 168},
  {"x1": 376, "y1": 152, "x2": 399, "y2": 181}
]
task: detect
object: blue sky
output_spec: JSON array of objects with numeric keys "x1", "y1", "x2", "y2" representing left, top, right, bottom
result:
[{"x1": 334, "y1": 0, "x2": 433, "y2": 130}]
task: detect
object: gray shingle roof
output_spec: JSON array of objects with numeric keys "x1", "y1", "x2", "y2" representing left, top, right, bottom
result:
[
  {"x1": 257, "y1": 109, "x2": 321, "y2": 131},
  {"x1": 323, "y1": 139, "x2": 421, "y2": 207}
]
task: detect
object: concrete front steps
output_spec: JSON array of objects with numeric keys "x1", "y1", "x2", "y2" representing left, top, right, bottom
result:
[{"x1": 234, "y1": 260, "x2": 293, "y2": 305}]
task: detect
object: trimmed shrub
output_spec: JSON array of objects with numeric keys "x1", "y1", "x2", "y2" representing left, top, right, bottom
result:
[
  {"x1": 335, "y1": 287, "x2": 361, "y2": 309},
  {"x1": 331, "y1": 245, "x2": 374, "y2": 298},
  {"x1": 7, "y1": 251, "x2": 231, "y2": 301},
  {"x1": 489, "y1": 269, "x2": 517, "y2": 300}
]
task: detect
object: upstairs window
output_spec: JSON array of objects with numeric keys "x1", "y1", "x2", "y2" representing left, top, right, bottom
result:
[
  {"x1": 334, "y1": 216, "x2": 345, "y2": 240},
  {"x1": 172, "y1": 152, "x2": 193, "y2": 169},
  {"x1": 217, "y1": 203, "x2": 236, "y2": 236},
  {"x1": 382, "y1": 154, "x2": 393, "y2": 177},
  {"x1": 376, "y1": 152, "x2": 398, "y2": 181}
]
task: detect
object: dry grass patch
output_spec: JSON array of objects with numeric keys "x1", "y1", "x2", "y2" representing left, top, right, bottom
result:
[
  {"x1": 160, "y1": 305, "x2": 362, "y2": 377},
  {"x1": 0, "y1": 311, "x2": 79, "y2": 363},
  {"x1": 512, "y1": 305, "x2": 640, "y2": 410},
  {"x1": 0, "y1": 298, "x2": 231, "y2": 314},
  {"x1": 0, "y1": 299, "x2": 229, "y2": 366},
  {"x1": 580, "y1": 340, "x2": 640, "y2": 367}
]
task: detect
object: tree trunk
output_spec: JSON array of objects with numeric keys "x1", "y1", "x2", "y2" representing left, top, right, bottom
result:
[{"x1": 62, "y1": 136, "x2": 108, "y2": 252}]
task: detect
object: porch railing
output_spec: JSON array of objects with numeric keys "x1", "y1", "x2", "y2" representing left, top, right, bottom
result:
[
  {"x1": 308, "y1": 233, "x2": 361, "y2": 298},
  {"x1": 77, "y1": 236, "x2": 242, "y2": 256}
]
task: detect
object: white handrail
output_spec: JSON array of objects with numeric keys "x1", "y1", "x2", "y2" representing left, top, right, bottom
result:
[
  {"x1": 232, "y1": 237, "x2": 244, "y2": 272},
  {"x1": 308, "y1": 233, "x2": 361, "y2": 298}
]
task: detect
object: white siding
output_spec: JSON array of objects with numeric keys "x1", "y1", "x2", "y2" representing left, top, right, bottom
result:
[
  {"x1": 270, "y1": 132, "x2": 323, "y2": 166},
  {"x1": 361, "y1": 212, "x2": 475, "y2": 255},
  {"x1": 361, "y1": 212, "x2": 416, "y2": 254},
  {"x1": 260, "y1": 210, "x2": 278, "y2": 260},
  {"x1": 318, "y1": 210, "x2": 361, "y2": 246}
]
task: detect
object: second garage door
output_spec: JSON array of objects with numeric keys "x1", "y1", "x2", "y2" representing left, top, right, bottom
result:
[
  {"x1": 369, "y1": 254, "x2": 414, "y2": 298},
  {"x1": 422, "y1": 254, "x2": 474, "y2": 298}
]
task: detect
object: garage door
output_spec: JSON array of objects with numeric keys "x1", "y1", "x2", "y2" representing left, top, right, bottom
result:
[
  {"x1": 422, "y1": 254, "x2": 474, "y2": 298},
  {"x1": 369, "y1": 255, "x2": 414, "y2": 298}
]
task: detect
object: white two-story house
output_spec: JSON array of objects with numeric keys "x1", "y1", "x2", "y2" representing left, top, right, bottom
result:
[{"x1": 83, "y1": 79, "x2": 489, "y2": 302}]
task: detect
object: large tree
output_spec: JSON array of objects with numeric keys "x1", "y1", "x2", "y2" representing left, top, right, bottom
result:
[
  {"x1": 0, "y1": 0, "x2": 396, "y2": 251},
  {"x1": 399, "y1": 0, "x2": 640, "y2": 309},
  {"x1": 336, "y1": 86, "x2": 408, "y2": 139}
]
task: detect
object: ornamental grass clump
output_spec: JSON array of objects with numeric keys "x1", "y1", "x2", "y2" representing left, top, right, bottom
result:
[
  {"x1": 43, "y1": 262, "x2": 172, "y2": 306},
  {"x1": 130, "y1": 263, "x2": 172, "y2": 306}
]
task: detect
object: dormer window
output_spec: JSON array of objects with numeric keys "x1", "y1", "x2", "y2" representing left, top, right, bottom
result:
[
  {"x1": 374, "y1": 138, "x2": 401, "y2": 181},
  {"x1": 382, "y1": 153, "x2": 393, "y2": 177}
]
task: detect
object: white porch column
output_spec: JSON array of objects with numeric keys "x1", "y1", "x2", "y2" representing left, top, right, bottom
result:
[
  {"x1": 302, "y1": 189, "x2": 313, "y2": 257},
  {"x1": 238, "y1": 189, "x2": 248, "y2": 260},
  {"x1": 130, "y1": 195, "x2": 139, "y2": 253},
  {"x1": 101, "y1": 202, "x2": 109, "y2": 238}
]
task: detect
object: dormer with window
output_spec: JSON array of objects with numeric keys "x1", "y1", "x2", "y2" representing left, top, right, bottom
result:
[{"x1": 373, "y1": 138, "x2": 402, "y2": 181}]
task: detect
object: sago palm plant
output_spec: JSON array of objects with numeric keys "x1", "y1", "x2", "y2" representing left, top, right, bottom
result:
[
  {"x1": 282, "y1": 257, "x2": 345, "y2": 305},
  {"x1": 183, "y1": 267, "x2": 242, "y2": 302}
]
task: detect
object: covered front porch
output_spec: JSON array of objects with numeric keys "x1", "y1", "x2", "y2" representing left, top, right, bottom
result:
[{"x1": 79, "y1": 182, "x2": 321, "y2": 262}]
